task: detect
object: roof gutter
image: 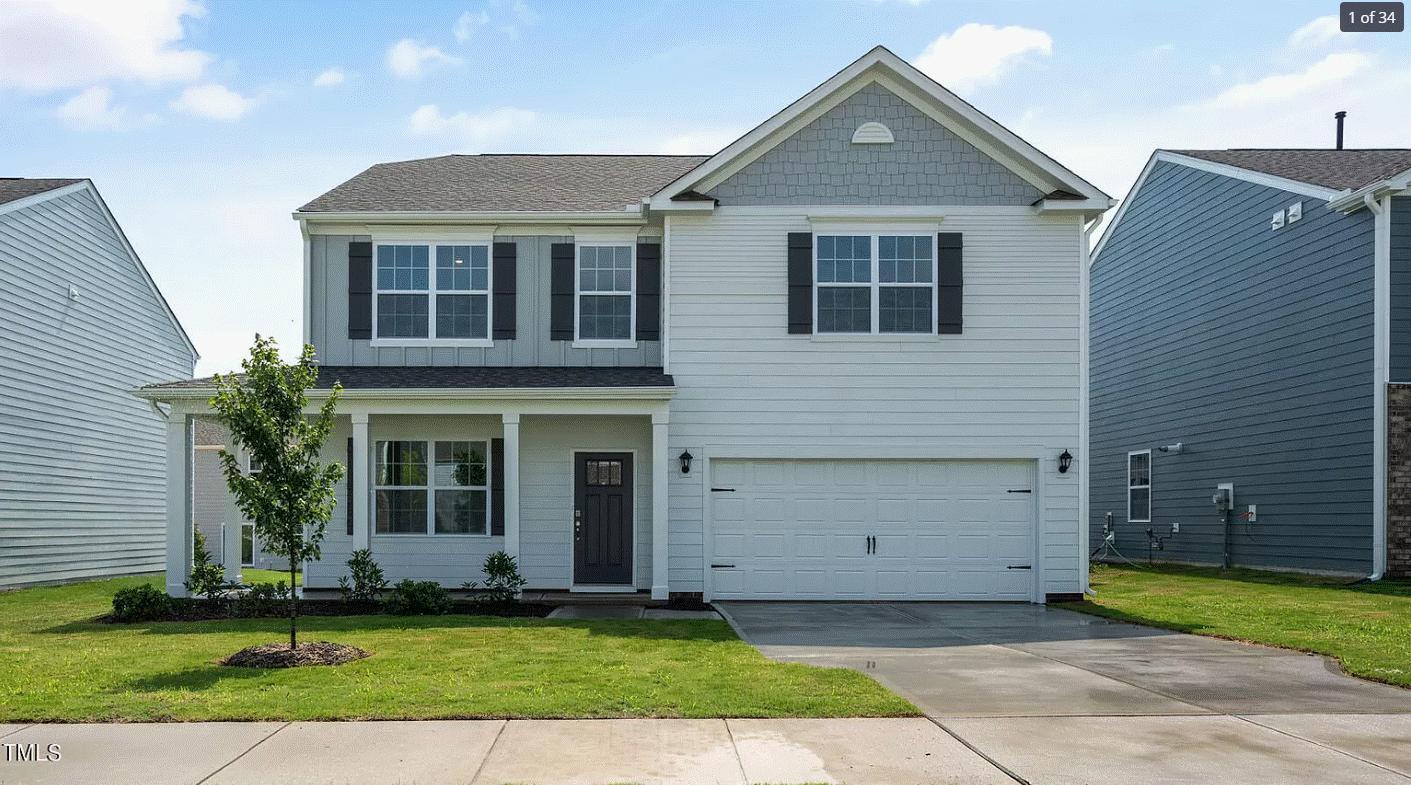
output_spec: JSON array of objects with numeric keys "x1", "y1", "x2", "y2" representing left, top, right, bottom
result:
[
  {"x1": 134, "y1": 385, "x2": 676, "y2": 403},
  {"x1": 1327, "y1": 166, "x2": 1411, "y2": 213},
  {"x1": 292, "y1": 210, "x2": 649, "y2": 226}
]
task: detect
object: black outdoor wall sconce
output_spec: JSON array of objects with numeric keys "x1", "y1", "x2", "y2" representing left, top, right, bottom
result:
[
  {"x1": 679, "y1": 450, "x2": 694, "y2": 474},
  {"x1": 1058, "y1": 449, "x2": 1073, "y2": 474}
]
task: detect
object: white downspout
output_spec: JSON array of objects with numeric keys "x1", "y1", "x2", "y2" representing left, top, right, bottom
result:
[
  {"x1": 1367, "y1": 192, "x2": 1387, "y2": 582},
  {"x1": 1080, "y1": 215, "x2": 1102, "y2": 595}
]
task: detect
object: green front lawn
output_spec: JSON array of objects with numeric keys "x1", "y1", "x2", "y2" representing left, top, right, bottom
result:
[
  {"x1": 0, "y1": 576, "x2": 915, "y2": 722},
  {"x1": 1065, "y1": 564, "x2": 1411, "y2": 688},
  {"x1": 242, "y1": 567, "x2": 301, "y2": 586}
]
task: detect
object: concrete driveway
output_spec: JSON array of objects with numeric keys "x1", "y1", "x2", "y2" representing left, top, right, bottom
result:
[{"x1": 718, "y1": 602, "x2": 1411, "y2": 785}]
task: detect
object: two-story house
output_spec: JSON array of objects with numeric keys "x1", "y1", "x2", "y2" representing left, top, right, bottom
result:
[
  {"x1": 1090, "y1": 147, "x2": 1411, "y2": 580},
  {"x1": 1, "y1": 178, "x2": 196, "y2": 587},
  {"x1": 142, "y1": 47, "x2": 1111, "y2": 603}
]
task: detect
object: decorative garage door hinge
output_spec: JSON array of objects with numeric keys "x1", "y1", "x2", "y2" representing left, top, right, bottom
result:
[
  {"x1": 710, "y1": 487, "x2": 736, "y2": 492},
  {"x1": 1007, "y1": 489, "x2": 1032, "y2": 493}
]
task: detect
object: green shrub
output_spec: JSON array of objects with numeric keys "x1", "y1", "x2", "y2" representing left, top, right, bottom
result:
[
  {"x1": 338, "y1": 548, "x2": 387, "y2": 603},
  {"x1": 185, "y1": 528, "x2": 232, "y2": 599},
  {"x1": 384, "y1": 579, "x2": 451, "y2": 615},
  {"x1": 111, "y1": 584, "x2": 173, "y2": 622},
  {"x1": 463, "y1": 551, "x2": 527, "y2": 605},
  {"x1": 234, "y1": 581, "x2": 291, "y2": 617}
]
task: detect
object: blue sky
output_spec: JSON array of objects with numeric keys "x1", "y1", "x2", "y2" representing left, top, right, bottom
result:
[{"x1": 4, "y1": 0, "x2": 1409, "y2": 374}]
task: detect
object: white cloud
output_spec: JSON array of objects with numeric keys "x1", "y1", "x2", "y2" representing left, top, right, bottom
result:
[
  {"x1": 0, "y1": 0, "x2": 210, "y2": 91},
  {"x1": 1288, "y1": 15, "x2": 1349, "y2": 48},
  {"x1": 55, "y1": 86, "x2": 133, "y2": 131},
  {"x1": 408, "y1": 105, "x2": 537, "y2": 146},
  {"x1": 656, "y1": 130, "x2": 740, "y2": 155},
  {"x1": 1203, "y1": 52, "x2": 1370, "y2": 109},
  {"x1": 170, "y1": 83, "x2": 257, "y2": 120},
  {"x1": 386, "y1": 39, "x2": 463, "y2": 79},
  {"x1": 913, "y1": 23, "x2": 1053, "y2": 93},
  {"x1": 454, "y1": 10, "x2": 490, "y2": 42},
  {"x1": 312, "y1": 68, "x2": 346, "y2": 87}
]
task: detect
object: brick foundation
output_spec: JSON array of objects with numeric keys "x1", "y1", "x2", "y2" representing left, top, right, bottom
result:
[{"x1": 1387, "y1": 384, "x2": 1411, "y2": 579}]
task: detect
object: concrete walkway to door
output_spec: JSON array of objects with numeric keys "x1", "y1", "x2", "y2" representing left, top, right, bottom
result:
[{"x1": 717, "y1": 601, "x2": 1411, "y2": 785}]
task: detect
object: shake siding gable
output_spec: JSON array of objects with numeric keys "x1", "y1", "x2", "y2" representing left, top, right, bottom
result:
[
  {"x1": 0, "y1": 188, "x2": 195, "y2": 586},
  {"x1": 1090, "y1": 161, "x2": 1375, "y2": 573}
]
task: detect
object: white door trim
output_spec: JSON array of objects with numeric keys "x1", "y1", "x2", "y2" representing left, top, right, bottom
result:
[{"x1": 567, "y1": 447, "x2": 641, "y2": 591}]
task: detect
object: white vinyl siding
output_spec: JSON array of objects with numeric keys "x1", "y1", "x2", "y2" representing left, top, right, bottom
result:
[
  {"x1": 0, "y1": 188, "x2": 195, "y2": 587},
  {"x1": 665, "y1": 207, "x2": 1084, "y2": 597}
]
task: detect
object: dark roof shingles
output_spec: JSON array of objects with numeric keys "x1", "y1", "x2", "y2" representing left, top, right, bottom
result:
[
  {"x1": 144, "y1": 365, "x2": 674, "y2": 391},
  {"x1": 1170, "y1": 149, "x2": 1411, "y2": 191},
  {"x1": 298, "y1": 155, "x2": 709, "y2": 213},
  {"x1": 0, "y1": 178, "x2": 85, "y2": 206}
]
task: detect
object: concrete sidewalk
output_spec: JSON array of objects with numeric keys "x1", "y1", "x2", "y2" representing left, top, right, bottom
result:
[{"x1": 0, "y1": 718, "x2": 1009, "y2": 785}]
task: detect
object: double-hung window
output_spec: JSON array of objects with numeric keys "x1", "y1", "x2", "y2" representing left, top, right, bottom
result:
[
  {"x1": 815, "y1": 233, "x2": 935, "y2": 334},
  {"x1": 375, "y1": 243, "x2": 490, "y2": 342},
  {"x1": 576, "y1": 245, "x2": 634, "y2": 342},
  {"x1": 1128, "y1": 450, "x2": 1151, "y2": 523},
  {"x1": 374, "y1": 440, "x2": 490, "y2": 535}
]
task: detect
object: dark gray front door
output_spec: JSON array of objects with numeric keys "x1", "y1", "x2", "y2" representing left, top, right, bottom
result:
[{"x1": 574, "y1": 452, "x2": 633, "y2": 585}]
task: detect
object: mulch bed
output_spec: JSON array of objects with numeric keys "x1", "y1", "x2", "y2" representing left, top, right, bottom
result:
[
  {"x1": 99, "y1": 598, "x2": 557, "y2": 624},
  {"x1": 222, "y1": 641, "x2": 369, "y2": 668}
]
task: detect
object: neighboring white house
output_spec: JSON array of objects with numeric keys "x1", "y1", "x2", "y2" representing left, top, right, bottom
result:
[
  {"x1": 142, "y1": 46, "x2": 1111, "y2": 603},
  {"x1": 193, "y1": 418, "x2": 288, "y2": 574},
  {"x1": 0, "y1": 178, "x2": 197, "y2": 588}
]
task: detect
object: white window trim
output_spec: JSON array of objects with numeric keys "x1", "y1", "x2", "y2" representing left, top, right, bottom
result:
[
  {"x1": 240, "y1": 522, "x2": 255, "y2": 567},
  {"x1": 1127, "y1": 449, "x2": 1151, "y2": 523},
  {"x1": 370, "y1": 241, "x2": 494, "y2": 348},
  {"x1": 573, "y1": 242, "x2": 637, "y2": 349},
  {"x1": 813, "y1": 232, "x2": 938, "y2": 336},
  {"x1": 374, "y1": 439, "x2": 494, "y2": 537}
]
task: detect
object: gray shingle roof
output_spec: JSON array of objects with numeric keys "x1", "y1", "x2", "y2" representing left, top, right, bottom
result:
[
  {"x1": 144, "y1": 365, "x2": 674, "y2": 391},
  {"x1": 0, "y1": 178, "x2": 85, "y2": 206},
  {"x1": 298, "y1": 155, "x2": 709, "y2": 213},
  {"x1": 1170, "y1": 149, "x2": 1411, "y2": 191}
]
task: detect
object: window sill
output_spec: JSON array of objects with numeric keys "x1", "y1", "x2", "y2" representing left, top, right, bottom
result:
[
  {"x1": 572, "y1": 340, "x2": 638, "y2": 350},
  {"x1": 369, "y1": 339, "x2": 494, "y2": 349},
  {"x1": 809, "y1": 333, "x2": 938, "y2": 342},
  {"x1": 372, "y1": 533, "x2": 501, "y2": 539}
]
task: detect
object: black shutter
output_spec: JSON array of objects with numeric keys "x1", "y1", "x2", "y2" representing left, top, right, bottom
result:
[
  {"x1": 549, "y1": 243, "x2": 575, "y2": 341},
  {"x1": 491, "y1": 438, "x2": 505, "y2": 536},
  {"x1": 345, "y1": 437, "x2": 355, "y2": 536},
  {"x1": 348, "y1": 241, "x2": 373, "y2": 339},
  {"x1": 636, "y1": 243, "x2": 662, "y2": 341},
  {"x1": 787, "y1": 232, "x2": 812, "y2": 334},
  {"x1": 492, "y1": 242, "x2": 517, "y2": 340},
  {"x1": 937, "y1": 233, "x2": 963, "y2": 335}
]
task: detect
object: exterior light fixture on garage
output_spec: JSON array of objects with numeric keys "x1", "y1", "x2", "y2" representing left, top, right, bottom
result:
[
  {"x1": 678, "y1": 450, "x2": 693, "y2": 474},
  {"x1": 1058, "y1": 450, "x2": 1073, "y2": 473}
]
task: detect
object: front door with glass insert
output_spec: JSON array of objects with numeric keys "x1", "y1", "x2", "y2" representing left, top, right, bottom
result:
[{"x1": 573, "y1": 453, "x2": 633, "y2": 585}]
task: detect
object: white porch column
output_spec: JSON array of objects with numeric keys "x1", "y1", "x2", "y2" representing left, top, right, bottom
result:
[
  {"x1": 651, "y1": 410, "x2": 670, "y2": 600},
  {"x1": 502, "y1": 413, "x2": 521, "y2": 559},
  {"x1": 164, "y1": 410, "x2": 192, "y2": 597},
  {"x1": 352, "y1": 413, "x2": 371, "y2": 551}
]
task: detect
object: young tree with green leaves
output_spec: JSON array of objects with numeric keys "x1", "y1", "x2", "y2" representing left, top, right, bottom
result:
[{"x1": 211, "y1": 335, "x2": 343, "y2": 649}]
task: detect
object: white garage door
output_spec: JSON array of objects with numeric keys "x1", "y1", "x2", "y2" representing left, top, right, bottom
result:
[{"x1": 708, "y1": 459, "x2": 1037, "y2": 601}]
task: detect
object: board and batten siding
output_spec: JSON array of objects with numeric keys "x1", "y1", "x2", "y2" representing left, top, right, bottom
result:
[
  {"x1": 664, "y1": 207, "x2": 1086, "y2": 597},
  {"x1": 307, "y1": 234, "x2": 660, "y2": 367},
  {"x1": 0, "y1": 189, "x2": 194, "y2": 587},
  {"x1": 1090, "y1": 161, "x2": 1375, "y2": 574},
  {"x1": 1390, "y1": 196, "x2": 1411, "y2": 382}
]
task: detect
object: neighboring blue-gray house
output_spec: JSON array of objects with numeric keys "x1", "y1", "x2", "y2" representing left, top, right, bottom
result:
[
  {"x1": 1090, "y1": 149, "x2": 1411, "y2": 579},
  {"x1": 0, "y1": 178, "x2": 197, "y2": 587}
]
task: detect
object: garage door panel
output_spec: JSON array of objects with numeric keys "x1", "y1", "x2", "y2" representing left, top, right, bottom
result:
[{"x1": 708, "y1": 459, "x2": 1036, "y2": 601}]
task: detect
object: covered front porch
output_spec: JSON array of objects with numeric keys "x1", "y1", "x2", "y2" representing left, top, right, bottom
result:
[{"x1": 139, "y1": 366, "x2": 676, "y2": 600}]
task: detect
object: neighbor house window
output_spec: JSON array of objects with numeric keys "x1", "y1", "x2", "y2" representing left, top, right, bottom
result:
[
  {"x1": 577, "y1": 245, "x2": 634, "y2": 341},
  {"x1": 374, "y1": 243, "x2": 490, "y2": 341},
  {"x1": 1128, "y1": 450, "x2": 1151, "y2": 523},
  {"x1": 816, "y1": 234, "x2": 934, "y2": 334},
  {"x1": 375, "y1": 440, "x2": 490, "y2": 535},
  {"x1": 240, "y1": 522, "x2": 255, "y2": 567}
]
